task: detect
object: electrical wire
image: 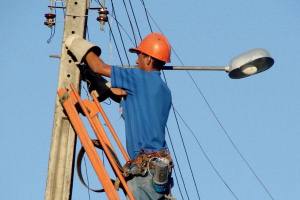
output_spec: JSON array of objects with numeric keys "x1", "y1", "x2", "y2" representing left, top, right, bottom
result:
[
  {"x1": 47, "y1": 26, "x2": 56, "y2": 44},
  {"x1": 110, "y1": 0, "x2": 131, "y2": 66},
  {"x1": 77, "y1": 1, "x2": 272, "y2": 200},
  {"x1": 93, "y1": 0, "x2": 125, "y2": 65},
  {"x1": 139, "y1": 0, "x2": 153, "y2": 32},
  {"x1": 46, "y1": 1, "x2": 57, "y2": 43},
  {"x1": 94, "y1": 0, "x2": 102, "y2": 6},
  {"x1": 185, "y1": 72, "x2": 275, "y2": 200},
  {"x1": 92, "y1": 0, "x2": 136, "y2": 48},
  {"x1": 172, "y1": 169, "x2": 185, "y2": 200},
  {"x1": 121, "y1": 0, "x2": 138, "y2": 46},
  {"x1": 162, "y1": 73, "x2": 201, "y2": 200},
  {"x1": 138, "y1": 2, "x2": 201, "y2": 198},
  {"x1": 60, "y1": 0, "x2": 66, "y2": 16},
  {"x1": 108, "y1": 2, "x2": 192, "y2": 198},
  {"x1": 95, "y1": 0, "x2": 136, "y2": 65},
  {"x1": 166, "y1": 126, "x2": 189, "y2": 200},
  {"x1": 175, "y1": 109, "x2": 240, "y2": 200},
  {"x1": 136, "y1": 2, "x2": 201, "y2": 198},
  {"x1": 142, "y1": 6, "x2": 275, "y2": 200},
  {"x1": 108, "y1": 14, "x2": 135, "y2": 46},
  {"x1": 127, "y1": 0, "x2": 142, "y2": 40},
  {"x1": 171, "y1": 104, "x2": 201, "y2": 200},
  {"x1": 106, "y1": 20, "x2": 124, "y2": 66}
]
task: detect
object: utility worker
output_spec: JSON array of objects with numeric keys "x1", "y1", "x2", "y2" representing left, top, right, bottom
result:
[{"x1": 65, "y1": 32, "x2": 174, "y2": 200}]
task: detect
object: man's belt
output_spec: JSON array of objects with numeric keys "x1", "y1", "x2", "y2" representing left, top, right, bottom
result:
[{"x1": 123, "y1": 149, "x2": 173, "y2": 178}]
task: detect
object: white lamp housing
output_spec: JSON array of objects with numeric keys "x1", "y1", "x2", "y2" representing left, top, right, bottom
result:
[{"x1": 228, "y1": 48, "x2": 274, "y2": 79}]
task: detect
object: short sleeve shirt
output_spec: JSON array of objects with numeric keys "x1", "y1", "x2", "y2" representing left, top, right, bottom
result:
[{"x1": 111, "y1": 66, "x2": 171, "y2": 159}]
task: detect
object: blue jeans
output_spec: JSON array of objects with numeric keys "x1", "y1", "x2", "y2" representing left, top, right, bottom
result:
[{"x1": 127, "y1": 174, "x2": 167, "y2": 200}]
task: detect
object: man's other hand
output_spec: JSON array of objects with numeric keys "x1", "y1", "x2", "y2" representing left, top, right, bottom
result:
[{"x1": 111, "y1": 88, "x2": 127, "y2": 96}]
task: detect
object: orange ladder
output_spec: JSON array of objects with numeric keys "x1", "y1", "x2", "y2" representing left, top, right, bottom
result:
[{"x1": 58, "y1": 84, "x2": 134, "y2": 200}]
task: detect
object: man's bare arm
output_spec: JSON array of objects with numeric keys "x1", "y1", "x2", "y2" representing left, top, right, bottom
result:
[
  {"x1": 85, "y1": 52, "x2": 111, "y2": 77},
  {"x1": 85, "y1": 51, "x2": 127, "y2": 96}
]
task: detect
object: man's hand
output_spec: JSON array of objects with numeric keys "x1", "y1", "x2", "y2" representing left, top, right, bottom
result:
[{"x1": 111, "y1": 88, "x2": 127, "y2": 96}]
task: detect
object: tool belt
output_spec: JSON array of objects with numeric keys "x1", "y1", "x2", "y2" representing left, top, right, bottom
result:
[{"x1": 123, "y1": 149, "x2": 173, "y2": 178}]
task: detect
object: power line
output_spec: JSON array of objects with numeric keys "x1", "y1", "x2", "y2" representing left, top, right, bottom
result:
[
  {"x1": 127, "y1": 0, "x2": 142, "y2": 40},
  {"x1": 92, "y1": 0, "x2": 135, "y2": 45},
  {"x1": 107, "y1": 20, "x2": 124, "y2": 66},
  {"x1": 138, "y1": 2, "x2": 201, "y2": 198},
  {"x1": 137, "y1": 2, "x2": 201, "y2": 198},
  {"x1": 166, "y1": 126, "x2": 190, "y2": 200},
  {"x1": 110, "y1": 0, "x2": 131, "y2": 66},
  {"x1": 175, "y1": 109, "x2": 240, "y2": 200},
  {"x1": 143, "y1": 7, "x2": 275, "y2": 200},
  {"x1": 170, "y1": 104, "x2": 202, "y2": 200},
  {"x1": 185, "y1": 72, "x2": 275, "y2": 200},
  {"x1": 46, "y1": 1, "x2": 57, "y2": 44},
  {"x1": 139, "y1": 0, "x2": 153, "y2": 32},
  {"x1": 93, "y1": 0, "x2": 124, "y2": 65},
  {"x1": 162, "y1": 72, "x2": 202, "y2": 200},
  {"x1": 121, "y1": 0, "x2": 138, "y2": 46},
  {"x1": 108, "y1": 13, "x2": 135, "y2": 46},
  {"x1": 87, "y1": 1, "x2": 273, "y2": 200}
]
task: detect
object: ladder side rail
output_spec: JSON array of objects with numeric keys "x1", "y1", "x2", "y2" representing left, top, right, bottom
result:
[
  {"x1": 82, "y1": 100, "x2": 113, "y2": 149},
  {"x1": 70, "y1": 85, "x2": 135, "y2": 200},
  {"x1": 91, "y1": 91, "x2": 130, "y2": 162},
  {"x1": 82, "y1": 99, "x2": 123, "y2": 169},
  {"x1": 58, "y1": 88, "x2": 120, "y2": 200},
  {"x1": 91, "y1": 117, "x2": 123, "y2": 168}
]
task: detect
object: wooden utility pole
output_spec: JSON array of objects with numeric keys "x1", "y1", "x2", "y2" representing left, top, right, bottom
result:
[{"x1": 45, "y1": 0, "x2": 89, "y2": 199}]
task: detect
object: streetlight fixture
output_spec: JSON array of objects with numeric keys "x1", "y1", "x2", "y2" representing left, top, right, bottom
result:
[
  {"x1": 227, "y1": 48, "x2": 274, "y2": 79},
  {"x1": 163, "y1": 48, "x2": 274, "y2": 79}
]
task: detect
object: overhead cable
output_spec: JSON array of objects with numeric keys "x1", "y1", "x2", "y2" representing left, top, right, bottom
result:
[
  {"x1": 139, "y1": 2, "x2": 201, "y2": 198},
  {"x1": 162, "y1": 73, "x2": 202, "y2": 200},
  {"x1": 121, "y1": 0, "x2": 138, "y2": 46},
  {"x1": 139, "y1": 0, "x2": 153, "y2": 32},
  {"x1": 110, "y1": 0, "x2": 131, "y2": 66},
  {"x1": 166, "y1": 126, "x2": 190, "y2": 200},
  {"x1": 108, "y1": 14, "x2": 135, "y2": 46},
  {"x1": 143, "y1": 7, "x2": 275, "y2": 200},
  {"x1": 185, "y1": 72, "x2": 275, "y2": 200},
  {"x1": 127, "y1": 0, "x2": 142, "y2": 40},
  {"x1": 175, "y1": 110, "x2": 240, "y2": 200},
  {"x1": 93, "y1": 0, "x2": 124, "y2": 65},
  {"x1": 46, "y1": 1, "x2": 57, "y2": 43},
  {"x1": 107, "y1": 20, "x2": 124, "y2": 66}
]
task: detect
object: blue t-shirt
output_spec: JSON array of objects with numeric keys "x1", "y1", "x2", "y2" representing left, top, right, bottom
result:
[{"x1": 111, "y1": 66, "x2": 172, "y2": 159}]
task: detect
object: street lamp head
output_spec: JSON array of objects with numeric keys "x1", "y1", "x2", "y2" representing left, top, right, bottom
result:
[{"x1": 228, "y1": 48, "x2": 274, "y2": 79}]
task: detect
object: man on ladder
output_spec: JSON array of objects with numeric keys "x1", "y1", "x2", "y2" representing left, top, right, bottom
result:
[{"x1": 65, "y1": 32, "x2": 174, "y2": 200}]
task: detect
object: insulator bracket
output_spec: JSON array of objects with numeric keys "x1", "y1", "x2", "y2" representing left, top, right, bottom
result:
[
  {"x1": 44, "y1": 13, "x2": 56, "y2": 28},
  {"x1": 96, "y1": 7, "x2": 109, "y2": 24}
]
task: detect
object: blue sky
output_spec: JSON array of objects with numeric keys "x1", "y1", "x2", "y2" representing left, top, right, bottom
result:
[{"x1": 1, "y1": 0, "x2": 300, "y2": 199}]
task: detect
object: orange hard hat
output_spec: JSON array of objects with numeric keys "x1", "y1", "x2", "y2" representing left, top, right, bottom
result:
[{"x1": 129, "y1": 32, "x2": 171, "y2": 63}]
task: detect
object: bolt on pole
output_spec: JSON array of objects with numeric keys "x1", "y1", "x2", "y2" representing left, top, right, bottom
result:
[{"x1": 45, "y1": 0, "x2": 89, "y2": 200}]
